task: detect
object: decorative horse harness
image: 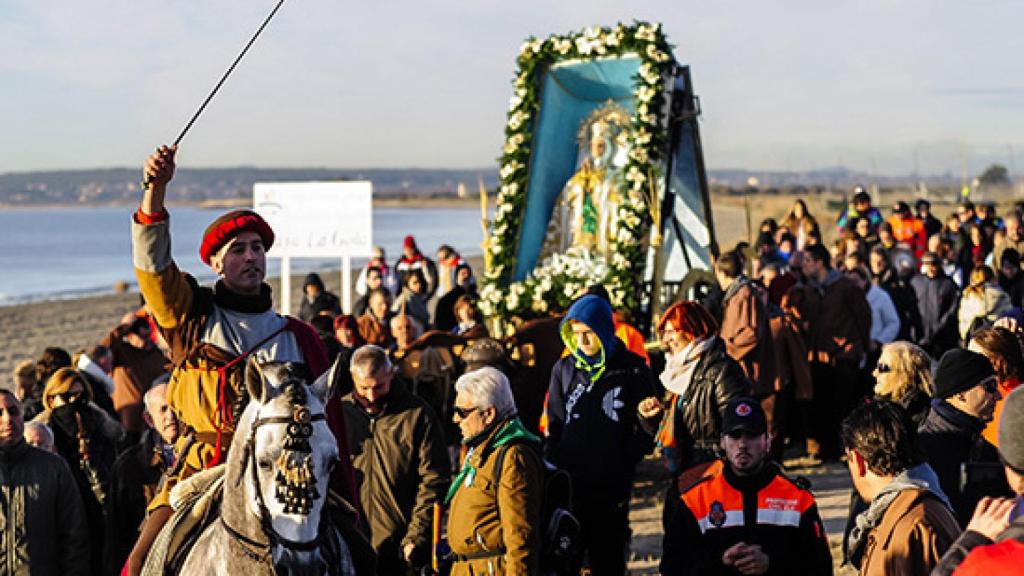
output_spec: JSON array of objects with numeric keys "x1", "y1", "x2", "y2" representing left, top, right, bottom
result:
[{"x1": 221, "y1": 387, "x2": 328, "y2": 557}]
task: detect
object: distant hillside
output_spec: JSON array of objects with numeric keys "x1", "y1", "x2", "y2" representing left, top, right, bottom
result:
[
  {"x1": 0, "y1": 165, "x2": 968, "y2": 207},
  {"x1": 0, "y1": 167, "x2": 501, "y2": 206}
]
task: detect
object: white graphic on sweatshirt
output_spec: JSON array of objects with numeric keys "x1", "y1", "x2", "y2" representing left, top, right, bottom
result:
[{"x1": 602, "y1": 386, "x2": 624, "y2": 422}]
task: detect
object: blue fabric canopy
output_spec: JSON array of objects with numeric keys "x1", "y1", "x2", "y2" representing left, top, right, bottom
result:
[{"x1": 513, "y1": 56, "x2": 641, "y2": 280}]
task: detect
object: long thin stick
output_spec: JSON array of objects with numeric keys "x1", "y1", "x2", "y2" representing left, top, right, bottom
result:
[{"x1": 172, "y1": 0, "x2": 288, "y2": 147}]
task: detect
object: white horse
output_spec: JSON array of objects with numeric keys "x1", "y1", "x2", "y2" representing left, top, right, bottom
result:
[{"x1": 168, "y1": 361, "x2": 358, "y2": 576}]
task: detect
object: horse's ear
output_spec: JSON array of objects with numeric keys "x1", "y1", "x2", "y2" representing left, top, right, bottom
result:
[
  {"x1": 310, "y1": 356, "x2": 340, "y2": 404},
  {"x1": 245, "y1": 356, "x2": 266, "y2": 403}
]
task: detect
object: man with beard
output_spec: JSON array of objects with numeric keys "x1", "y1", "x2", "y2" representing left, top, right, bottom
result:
[
  {"x1": 341, "y1": 346, "x2": 449, "y2": 574},
  {"x1": 105, "y1": 380, "x2": 179, "y2": 574},
  {"x1": 662, "y1": 397, "x2": 832, "y2": 575},
  {"x1": 918, "y1": 349, "x2": 1009, "y2": 525},
  {"x1": 0, "y1": 389, "x2": 90, "y2": 575},
  {"x1": 125, "y1": 145, "x2": 359, "y2": 574}
]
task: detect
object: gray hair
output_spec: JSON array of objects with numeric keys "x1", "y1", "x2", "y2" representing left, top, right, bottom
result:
[
  {"x1": 390, "y1": 314, "x2": 423, "y2": 337},
  {"x1": 350, "y1": 345, "x2": 392, "y2": 378},
  {"x1": 24, "y1": 421, "x2": 54, "y2": 446},
  {"x1": 455, "y1": 367, "x2": 516, "y2": 419},
  {"x1": 143, "y1": 380, "x2": 170, "y2": 413}
]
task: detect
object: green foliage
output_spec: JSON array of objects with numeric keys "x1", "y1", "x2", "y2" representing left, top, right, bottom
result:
[{"x1": 978, "y1": 164, "x2": 1011, "y2": 186}]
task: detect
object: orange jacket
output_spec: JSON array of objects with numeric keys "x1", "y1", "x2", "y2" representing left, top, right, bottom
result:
[{"x1": 888, "y1": 215, "x2": 927, "y2": 257}]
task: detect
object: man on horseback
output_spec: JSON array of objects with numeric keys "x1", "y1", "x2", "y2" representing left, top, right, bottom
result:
[{"x1": 125, "y1": 145, "x2": 359, "y2": 574}]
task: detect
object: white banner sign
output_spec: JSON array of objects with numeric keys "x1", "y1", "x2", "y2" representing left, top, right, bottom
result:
[{"x1": 253, "y1": 181, "x2": 373, "y2": 258}]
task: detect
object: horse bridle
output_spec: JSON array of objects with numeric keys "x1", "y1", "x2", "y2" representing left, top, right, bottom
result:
[{"x1": 225, "y1": 403, "x2": 329, "y2": 553}]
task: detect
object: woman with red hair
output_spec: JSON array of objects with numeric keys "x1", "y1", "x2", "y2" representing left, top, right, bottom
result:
[{"x1": 640, "y1": 300, "x2": 751, "y2": 477}]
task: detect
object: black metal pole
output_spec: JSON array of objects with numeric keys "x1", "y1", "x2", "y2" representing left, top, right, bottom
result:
[{"x1": 172, "y1": 0, "x2": 288, "y2": 147}]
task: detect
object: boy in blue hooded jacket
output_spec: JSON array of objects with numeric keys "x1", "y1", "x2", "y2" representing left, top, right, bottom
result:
[{"x1": 544, "y1": 294, "x2": 657, "y2": 575}]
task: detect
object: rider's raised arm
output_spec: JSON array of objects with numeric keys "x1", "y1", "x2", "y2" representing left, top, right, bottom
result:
[{"x1": 132, "y1": 145, "x2": 194, "y2": 331}]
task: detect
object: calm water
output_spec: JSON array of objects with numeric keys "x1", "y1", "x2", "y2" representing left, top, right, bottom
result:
[{"x1": 0, "y1": 206, "x2": 486, "y2": 305}]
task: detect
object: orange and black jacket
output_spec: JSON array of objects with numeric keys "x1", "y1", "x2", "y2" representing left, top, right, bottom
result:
[{"x1": 661, "y1": 460, "x2": 833, "y2": 575}]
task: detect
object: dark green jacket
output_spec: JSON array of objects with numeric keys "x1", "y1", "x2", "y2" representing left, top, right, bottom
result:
[{"x1": 341, "y1": 383, "x2": 450, "y2": 570}]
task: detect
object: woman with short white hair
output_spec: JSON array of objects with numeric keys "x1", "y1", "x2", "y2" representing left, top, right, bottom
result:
[{"x1": 445, "y1": 367, "x2": 544, "y2": 574}]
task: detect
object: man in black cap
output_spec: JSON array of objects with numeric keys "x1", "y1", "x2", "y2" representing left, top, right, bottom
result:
[
  {"x1": 934, "y1": 386, "x2": 1024, "y2": 573},
  {"x1": 911, "y1": 251, "x2": 960, "y2": 358},
  {"x1": 918, "y1": 348, "x2": 1008, "y2": 524},
  {"x1": 661, "y1": 397, "x2": 832, "y2": 575}
]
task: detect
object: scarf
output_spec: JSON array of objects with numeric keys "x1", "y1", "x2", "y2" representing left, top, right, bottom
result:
[
  {"x1": 213, "y1": 280, "x2": 273, "y2": 313},
  {"x1": 445, "y1": 416, "x2": 539, "y2": 504},
  {"x1": 660, "y1": 337, "x2": 715, "y2": 396},
  {"x1": 655, "y1": 338, "x2": 715, "y2": 473},
  {"x1": 846, "y1": 462, "x2": 951, "y2": 567}
]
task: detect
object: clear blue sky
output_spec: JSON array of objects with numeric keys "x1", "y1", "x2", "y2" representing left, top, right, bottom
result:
[{"x1": 2, "y1": 0, "x2": 1022, "y2": 176}]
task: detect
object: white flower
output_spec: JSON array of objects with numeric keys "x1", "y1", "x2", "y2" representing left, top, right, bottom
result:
[
  {"x1": 508, "y1": 94, "x2": 524, "y2": 112},
  {"x1": 531, "y1": 297, "x2": 549, "y2": 313},
  {"x1": 508, "y1": 111, "x2": 526, "y2": 130},
  {"x1": 625, "y1": 166, "x2": 646, "y2": 184},
  {"x1": 636, "y1": 85, "x2": 656, "y2": 103},
  {"x1": 635, "y1": 24, "x2": 658, "y2": 42},
  {"x1": 499, "y1": 161, "x2": 522, "y2": 179},
  {"x1": 634, "y1": 129, "x2": 651, "y2": 146},
  {"x1": 643, "y1": 113, "x2": 658, "y2": 125},
  {"x1": 629, "y1": 147, "x2": 649, "y2": 164},
  {"x1": 490, "y1": 243, "x2": 502, "y2": 255},
  {"x1": 645, "y1": 44, "x2": 671, "y2": 63},
  {"x1": 575, "y1": 36, "x2": 593, "y2": 55}
]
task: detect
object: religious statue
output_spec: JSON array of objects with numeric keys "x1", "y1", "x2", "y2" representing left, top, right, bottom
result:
[{"x1": 543, "y1": 102, "x2": 632, "y2": 259}]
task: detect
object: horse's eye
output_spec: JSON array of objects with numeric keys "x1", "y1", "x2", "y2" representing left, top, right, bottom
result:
[{"x1": 258, "y1": 459, "x2": 273, "y2": 471}]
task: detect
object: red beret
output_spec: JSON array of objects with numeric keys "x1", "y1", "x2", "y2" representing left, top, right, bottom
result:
[{"x1": 199, "y1": 210, "x2": 275, "y2": 265}]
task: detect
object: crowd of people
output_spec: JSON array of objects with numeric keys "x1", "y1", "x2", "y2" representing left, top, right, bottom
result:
[{"x1": 4, "y1": 147, "x2": 1024, "y2": 576}]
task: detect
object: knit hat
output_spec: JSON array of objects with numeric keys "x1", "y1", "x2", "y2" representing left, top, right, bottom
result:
[
  {"x1": 932, "y1": 348, "x2": 996, "y2": 399},
  {"x1": 403, "y1": 235, "x2": 417, "y2": 250},
  {"x1": 721, "y1": 397, "x2": 767, "y2": 436},
  {"x1": 998, "y1": 386, "x2": 1024, "y2": 472},
  {"x1": 199, "y1": 210, "x2": 274, "y2": 266}
]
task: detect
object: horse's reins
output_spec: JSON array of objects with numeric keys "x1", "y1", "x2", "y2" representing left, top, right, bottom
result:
[{"x1": 221, "y1": 401, "x2": 328, "y2": 554}]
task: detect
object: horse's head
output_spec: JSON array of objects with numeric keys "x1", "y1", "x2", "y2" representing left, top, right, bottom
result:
[{"x1": 236, "y1": 359, "x2": 339, "y2": 573}]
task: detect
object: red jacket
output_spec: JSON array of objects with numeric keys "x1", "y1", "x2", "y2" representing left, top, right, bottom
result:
[{"x1": 953, "y1": 539, "x2": 1024, "y2": 574}]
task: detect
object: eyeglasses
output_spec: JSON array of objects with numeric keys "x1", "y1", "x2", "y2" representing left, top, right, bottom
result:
[
  {"x1": 875, "y1": 363, "x2": 892, "y2": 374},
  {"x1": 453, "y1": 405, "x2": 479, "y2": 419},
  {"x1": 724, "y1": 429, "x2": 762, "y2": 440}
]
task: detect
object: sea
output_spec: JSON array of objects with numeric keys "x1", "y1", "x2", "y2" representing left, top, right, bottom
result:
[{"x1": 0, "y1": 206, "x2": 486, "y2": 306}]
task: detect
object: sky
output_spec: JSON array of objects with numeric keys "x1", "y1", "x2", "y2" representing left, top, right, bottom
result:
[{"x1": 2, "y1": 0, "x2": 1023, "y2": 176}]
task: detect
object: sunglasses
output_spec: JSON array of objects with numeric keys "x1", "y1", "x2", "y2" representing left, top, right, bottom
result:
[
  {"x1": 981, "y1": 378, "x2": 999, "y2": 395},
  {"x1": 875, "y1": 363, "x2": 892, "y2": 374},
  {"x1": 453, "y1": 406, "x2": 479, "y2": 419},
  {"x1": 724, "y1": 429, "x2": 762, "y2": 440},
  {"x1": 48, "y1": 390, "x2": 83, "y2": 403}
]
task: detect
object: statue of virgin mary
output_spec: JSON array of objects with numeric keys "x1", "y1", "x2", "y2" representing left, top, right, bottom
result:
[{"x1": 544, "y1": 102, "x2": 632, "y2": 259}]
